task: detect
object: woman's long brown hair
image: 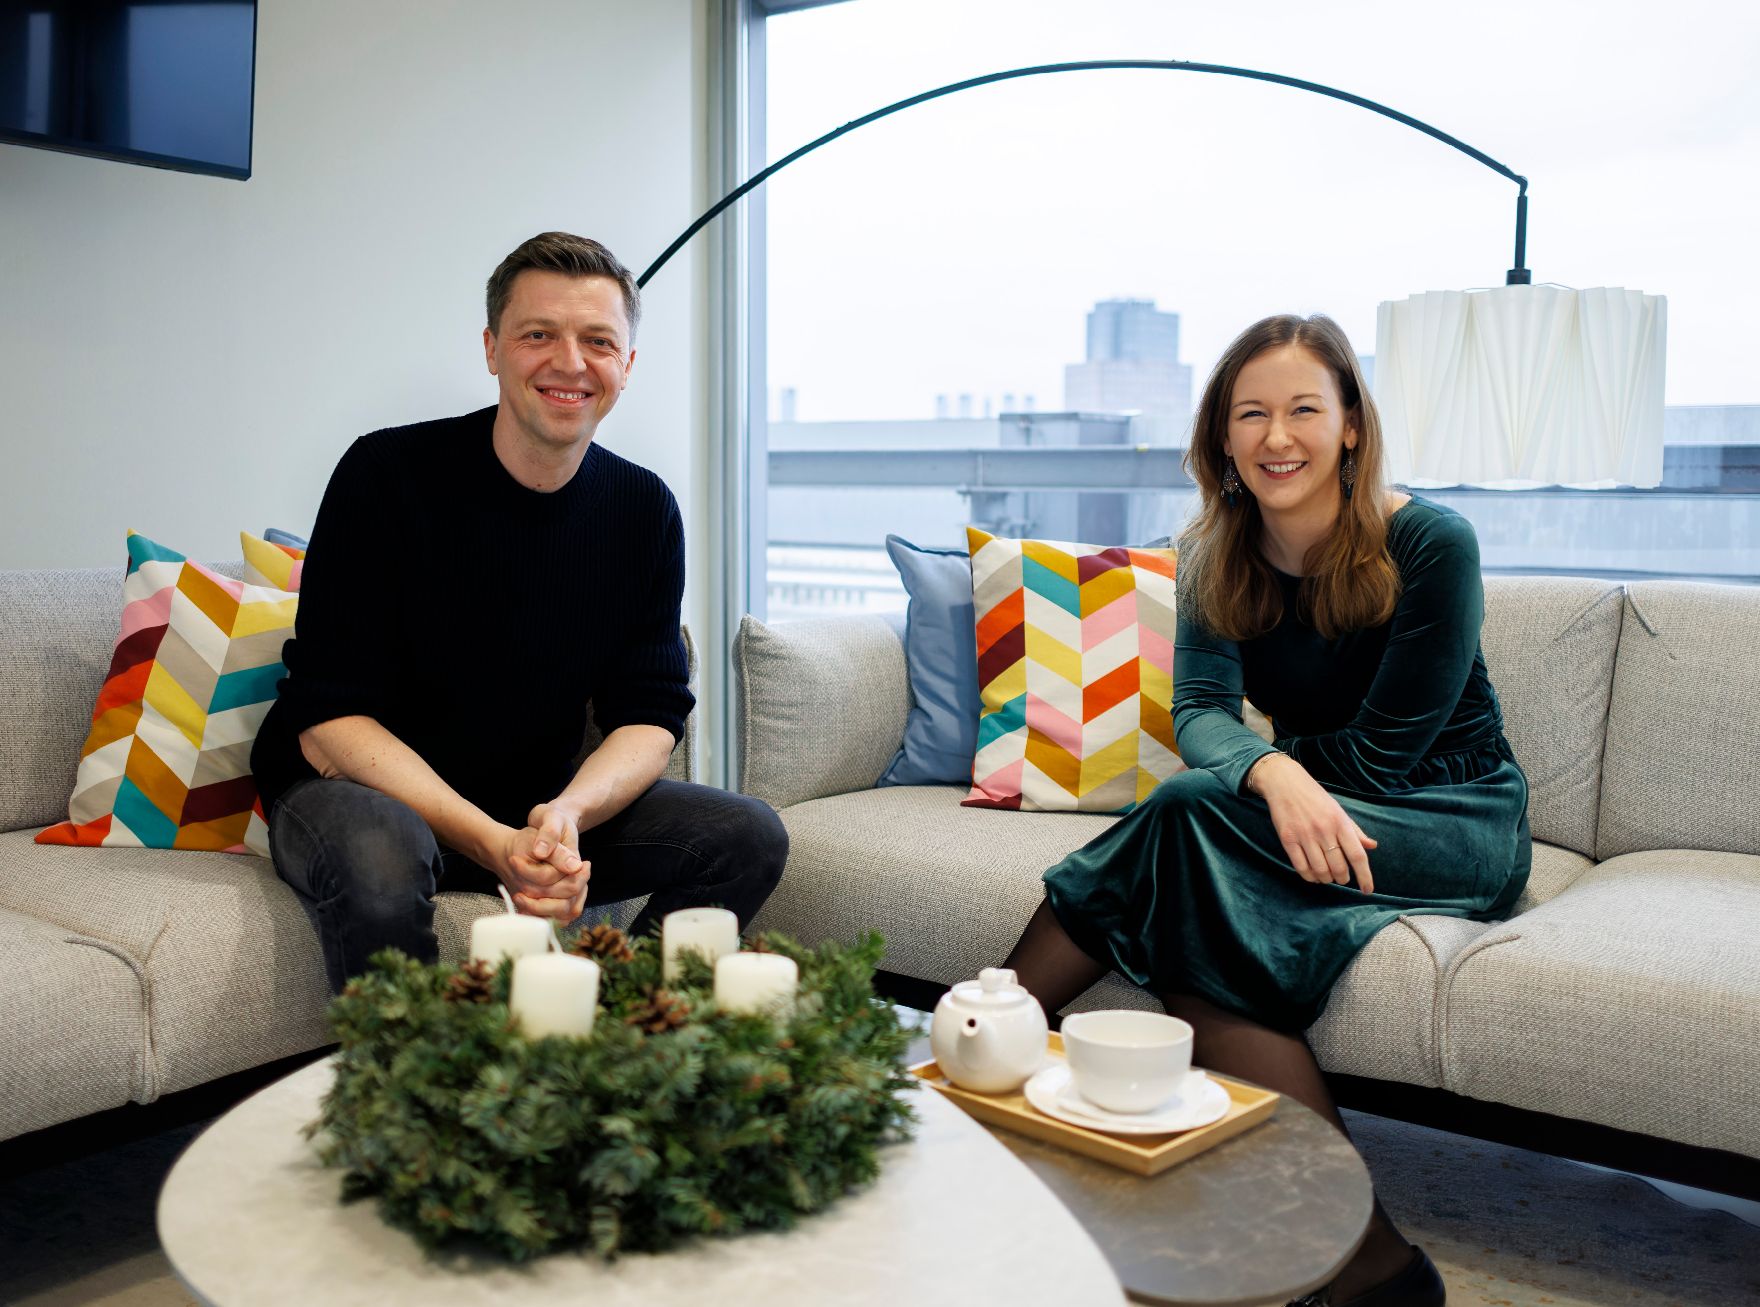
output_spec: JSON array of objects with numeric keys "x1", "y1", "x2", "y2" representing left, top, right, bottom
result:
[{"x1": 1178, "y1": 314, "x2": 1400, "y2": 642}]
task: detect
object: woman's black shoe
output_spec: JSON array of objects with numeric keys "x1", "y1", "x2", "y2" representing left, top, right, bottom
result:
[{"x1": 1286, "y1": 1244, "x2": 1446, "y2": 1307}]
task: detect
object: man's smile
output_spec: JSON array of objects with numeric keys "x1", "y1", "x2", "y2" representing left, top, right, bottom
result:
[{"x1": 537, "y1": 386, "x2": 592, "y2": 407}]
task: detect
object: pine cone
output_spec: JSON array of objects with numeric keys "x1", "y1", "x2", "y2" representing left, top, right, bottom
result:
[
  {"x1": 571, "y1": 922, "x2": 635, "y2": 966},
  {"x1": 444, "y1": 959, "x2": 495, "y2": 1004},
  {"x1": 626, "y1": 988, "x2": 692, "y2": 1034},
  {"x1": 748, "y1": 934, "x2": 774, "y2": 954}
]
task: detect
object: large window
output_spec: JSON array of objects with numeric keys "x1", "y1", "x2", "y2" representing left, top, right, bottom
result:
[{"x1": 749, "y1": 0, "x2": 1759, "y2": 618}]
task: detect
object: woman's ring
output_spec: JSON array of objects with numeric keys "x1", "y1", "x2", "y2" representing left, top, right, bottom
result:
[{"x1": 1323, "y1": 844, "x2": 1340, "y2": 852}]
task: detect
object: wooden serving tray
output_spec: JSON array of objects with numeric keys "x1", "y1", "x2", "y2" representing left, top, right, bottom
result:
[{"x1": 909, "y1": 1031, "x2": 1279, "y2": 1176}]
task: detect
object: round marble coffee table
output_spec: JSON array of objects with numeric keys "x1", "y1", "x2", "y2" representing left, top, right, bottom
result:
[
  {"x1": 901, "y1": 1024, "x2": 1372, "y2": 1306},
  {"x1": 985, "y1": 1084, "x2": 1373, "y2": 1306},
  {"x1": 156, "y1": 1057, "x2": 1125, "y2": 1306}
]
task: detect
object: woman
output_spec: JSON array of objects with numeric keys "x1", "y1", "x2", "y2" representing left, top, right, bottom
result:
[{"x1": 1002, "y1": 313, "x2": 1529, "y2": 1307}]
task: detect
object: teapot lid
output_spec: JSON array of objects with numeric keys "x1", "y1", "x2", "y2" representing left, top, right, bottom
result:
[{"x1": 949, "y1": 967, "x2": 1034, "y2": 1009}]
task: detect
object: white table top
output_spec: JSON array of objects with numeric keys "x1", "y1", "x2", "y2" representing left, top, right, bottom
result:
[{"x1": 158, "y1": 1057, "x2": 1124, "y2": 1306}]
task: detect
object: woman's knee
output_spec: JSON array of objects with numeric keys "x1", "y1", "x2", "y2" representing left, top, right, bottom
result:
[{"x1": 1138, "y1": 766, "x2": 1235, "y2": 818}]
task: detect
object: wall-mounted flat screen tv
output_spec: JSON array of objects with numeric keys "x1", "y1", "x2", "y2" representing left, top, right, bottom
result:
[{"x1": 0, "y1": 1, "x2": 257, "y2": 180}]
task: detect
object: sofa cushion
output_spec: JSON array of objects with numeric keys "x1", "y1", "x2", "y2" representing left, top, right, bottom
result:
[
  {"x1": 752, "y1": 783, "x2": 1117, "y2": 987},
  {"x1": 1598, "y1": 582, "x2": 1760, "y2": 860},
  {"x1": 1515, "y1": 839, "x2": 1595, "y2": 913},
  {"x1": 1439, "y1": 850, "x2": 1760, "y2": 1157},
  {"x1": 35, "y1": 533, "x2": 297, "y2": 856},
  {"x1": 1, "y1": 567, "x2": 139, "y2": 835},
  {"x1": 963, "y1": 528, "x2": 1180, "y2": 813},
  {"x1": 0, "y1": 563, "x2": 242, "y2": 837},
  {"x1": 0, "y1": 832, "x2": 579, "y2": 1100},
  {"x1": 877, "y1": 535, "x2": 982, "y2": 788},
  {"x1": 1478, "y1": 577, "x2": 1623, "y2": 858},
  {"x1": 0, "y1": 906, "x2": 149, "y2": 1141},
  {"x1": 736, "y1": 613, "x2": 910, "y2": 809},
  {"x1": 1308, "y1": 915, "x2": 1491, "y2": 1088},
  {"x1": 240, "y1": 530, "x2": 306, "y2": 590}
]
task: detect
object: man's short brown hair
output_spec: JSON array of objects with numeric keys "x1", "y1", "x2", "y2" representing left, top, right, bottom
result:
[{"x1": 485, "y1": 232, "x2": 641, "y2": 341}]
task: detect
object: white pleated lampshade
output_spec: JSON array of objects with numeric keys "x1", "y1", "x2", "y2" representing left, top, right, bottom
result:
[{"x1": 1374, "y1": 286, "x2": 1667, "y2": 487}]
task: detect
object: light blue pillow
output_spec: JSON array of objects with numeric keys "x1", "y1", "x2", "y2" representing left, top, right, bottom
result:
[
  {"x1": 877, "y1": 535, "x2": 980, "y2": 787},
  {"x1": 263, "y1": 527, "x2": 310, "y2": 549}
]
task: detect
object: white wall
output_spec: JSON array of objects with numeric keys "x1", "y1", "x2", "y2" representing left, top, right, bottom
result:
[{"x1": 0, "y1": 0, "x2": 711, "y2": 648}]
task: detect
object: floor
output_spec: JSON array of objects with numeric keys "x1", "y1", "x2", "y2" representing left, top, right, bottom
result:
[{"x1": 2, "y1": 1103, "x2": 1756, "y2": 1306}]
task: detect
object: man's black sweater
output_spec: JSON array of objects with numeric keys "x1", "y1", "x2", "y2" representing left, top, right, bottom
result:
[{"x1": 251, "y1": 406, "x2": 693, "y2": 830}]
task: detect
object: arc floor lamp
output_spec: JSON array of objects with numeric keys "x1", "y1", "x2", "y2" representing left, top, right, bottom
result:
[{"x1": 640, "y1": 57, "x2": 1665, "y2": 487}]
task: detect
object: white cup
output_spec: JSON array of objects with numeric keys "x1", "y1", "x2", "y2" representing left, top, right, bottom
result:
[{"x1": 1060, "y1": 1010, "x2": 1193, "y2": 1114}]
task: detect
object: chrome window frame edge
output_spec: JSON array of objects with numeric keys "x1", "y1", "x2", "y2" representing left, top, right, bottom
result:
[{"x1": 705, "y1": 0, "x2": 767, "y2": 789}]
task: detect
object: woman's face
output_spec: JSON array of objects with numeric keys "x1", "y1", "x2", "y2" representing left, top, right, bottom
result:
[{"x1": 1222, "y1": 344, "x2": 1358, "y2": 522}]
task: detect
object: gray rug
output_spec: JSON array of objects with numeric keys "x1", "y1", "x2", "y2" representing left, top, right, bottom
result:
[
  {"x1": 1345, "y1": 1110, "x2": 1760, "y2": 1306},
  {"x1": 3, "y1": 1111, "x2": 1756, "y2": 1306}
]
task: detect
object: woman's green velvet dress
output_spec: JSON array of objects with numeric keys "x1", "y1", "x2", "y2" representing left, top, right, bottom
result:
[{"x1": 1043, "y1": 496, "x2": 1530, "y2": 1032}]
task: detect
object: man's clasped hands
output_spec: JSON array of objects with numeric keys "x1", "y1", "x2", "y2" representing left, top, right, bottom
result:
[{"x1": 491, "y1": 802, "x2": 593, "y2": 921}]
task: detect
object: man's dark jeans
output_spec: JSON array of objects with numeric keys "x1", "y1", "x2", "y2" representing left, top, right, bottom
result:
[{"x1": 269, "y1": 778, "x2": 788, "y2": 993}]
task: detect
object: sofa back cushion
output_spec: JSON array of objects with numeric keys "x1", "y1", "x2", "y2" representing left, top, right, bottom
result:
[
  {"x1": 735, "y1": 613, "x2": 911, "y2": 809},
  {"x1": 2, "y1": 567, "x2": 153, "y2": 833},
  {"x1": 1597, "y1": 580, "x2": 1760, "y2": 860},
  {"x1": 1479, "y1": 576, "x2": 1624, "y2": 858},
  {"x1": 0, "y1": 566, "x2": 696, "y2": 837}
]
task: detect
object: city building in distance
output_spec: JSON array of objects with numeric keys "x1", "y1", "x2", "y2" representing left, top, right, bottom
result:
[{"x1": 1063, "y1": 298, "x2": 1193, "y2": 428}]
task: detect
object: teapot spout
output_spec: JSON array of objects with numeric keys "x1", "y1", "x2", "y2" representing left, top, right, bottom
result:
[{"x1": 957, "y1": 1013, "x2": 992, "y2": 1062}]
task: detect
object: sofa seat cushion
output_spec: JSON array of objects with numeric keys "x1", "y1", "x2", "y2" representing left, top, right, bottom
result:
[
  {"x1": 1309, "y1": 915, "x2": 1492, "y2": 1088},
  {"x1": 1440, "y1": 849, "x2": 1760, "y2": 1157},
  {"x1": 755, "y1": 786, "x2": 1558, "y2": 1059},
  {"x1": 754, "y1": 785, "x2": 1118, "y2": 989},
  {"x1": 1514, "y1": 839, "x2": 1595, "y2": 913},
  {"x1": 0, "y1": 832, "x2": 521, "y2": 1100},
  {"x1": 0, "y1": 906, "x2": 149, "y2": 1140}
]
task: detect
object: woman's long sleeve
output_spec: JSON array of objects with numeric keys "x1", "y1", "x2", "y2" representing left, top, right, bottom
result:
[{"x1": 1172, "y1": 610, "x2": 1280, "y2": 795}]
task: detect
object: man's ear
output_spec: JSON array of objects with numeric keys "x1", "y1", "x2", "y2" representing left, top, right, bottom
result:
[
  {"x1": 622, "y1": 346, "x2": 636, "y2": 383},
  {"x1": 483, "y1": 326, "x2": 498, "y2": 376}
]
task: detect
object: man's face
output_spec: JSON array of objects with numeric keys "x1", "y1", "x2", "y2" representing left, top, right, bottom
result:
[{"x1": 483, "y1": 271, "x2": 635, "y2": 453}]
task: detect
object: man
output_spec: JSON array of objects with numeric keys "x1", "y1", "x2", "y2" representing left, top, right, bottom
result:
[{"x1": 251, "y1": 232, "x2": 786, "y2": 993}]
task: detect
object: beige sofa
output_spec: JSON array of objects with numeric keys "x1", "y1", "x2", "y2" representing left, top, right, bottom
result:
[
  {"x1": 0, "y1": 564, "x2": 680, "y2": 1143},
  {"x1": 737, "y1": 576, "x2": 1760, "y2": 1184}
]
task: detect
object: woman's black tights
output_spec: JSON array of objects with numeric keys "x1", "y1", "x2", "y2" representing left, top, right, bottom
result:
[{"x1": 1001, "y1": 897, "x2": 1416, "y2": 1303}]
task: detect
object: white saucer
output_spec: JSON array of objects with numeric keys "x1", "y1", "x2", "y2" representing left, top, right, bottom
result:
[{"x1": 1023, "y1": 1063, "x2": 1230, "y2": 1135}]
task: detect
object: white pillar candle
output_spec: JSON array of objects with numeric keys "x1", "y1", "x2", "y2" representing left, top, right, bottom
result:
[
  {"x1": 510, "y1": 953, "x2": 601, "y2": 1039},
  {"x1": 714, "y1": 952, "x2": 798, "y2": 1018},
  {"x1": 469, "y1": 913, "x2": 552, "y2": 965},
  {"x1": 662, "y1": 907, "x2": 740, "y2": 982}
]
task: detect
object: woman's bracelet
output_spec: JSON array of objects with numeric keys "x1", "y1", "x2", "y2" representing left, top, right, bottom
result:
[{"x1": 1246, "y1": 751, "x2": 1286, "y2": 796}]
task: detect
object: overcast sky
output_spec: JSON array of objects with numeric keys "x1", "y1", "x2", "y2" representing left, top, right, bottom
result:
[{"x1": 763, "y1": 0, "x2": 1760, "y2": 423}]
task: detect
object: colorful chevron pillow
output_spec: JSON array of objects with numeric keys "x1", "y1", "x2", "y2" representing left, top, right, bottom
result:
[
  {"x1": 241, "y1": 529, "x2": 305, "y2": 590},
  {"x1": 963, "y1": 528, "x2": 1179, "y2": 813},
  {"x1": 35, "y1": 531, "x2": 300, "y2": 857}
]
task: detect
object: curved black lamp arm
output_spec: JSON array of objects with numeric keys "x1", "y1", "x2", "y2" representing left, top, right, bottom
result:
[{"x1": 638, "y1": 58, "x2": 1532, "y2": 290}]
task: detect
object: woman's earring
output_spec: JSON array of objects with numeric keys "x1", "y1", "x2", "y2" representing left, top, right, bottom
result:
[
  {"x1": 1221, "y1": 456, "x2": 1242, "y2": 506},
  {"x1": 1340, "y1": 448, "x2": 1357, "y2": 501}
]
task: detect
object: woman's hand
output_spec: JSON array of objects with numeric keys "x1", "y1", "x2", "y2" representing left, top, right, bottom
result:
[{"x1": 1246, "y1": 753, "x2": 1378, "y2": 893}]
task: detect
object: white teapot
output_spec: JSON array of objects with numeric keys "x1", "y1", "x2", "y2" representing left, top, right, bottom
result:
[{"x1": 930, "y1": 967, "x2": 1049, "y2": 1094}]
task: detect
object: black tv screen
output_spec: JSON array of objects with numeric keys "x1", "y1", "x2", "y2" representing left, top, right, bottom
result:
[{"x1": 0, "y1": 1, "x2": 256, "y2": 179}]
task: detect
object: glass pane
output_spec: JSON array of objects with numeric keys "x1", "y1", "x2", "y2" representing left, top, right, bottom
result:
[{"x1": 761, "y1": 0, "x2": 1760, "y2": 615}]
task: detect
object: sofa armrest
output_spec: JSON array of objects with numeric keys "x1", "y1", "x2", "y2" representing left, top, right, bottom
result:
[{"x1": 735, "y1": 613, "x2": 911, "y2": 809}]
